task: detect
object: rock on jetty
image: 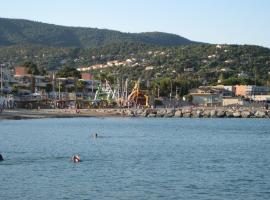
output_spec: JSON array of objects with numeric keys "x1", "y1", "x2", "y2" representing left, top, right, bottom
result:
[{"x1": 94, "y1": 107, "x2": 270, "y2": 118}]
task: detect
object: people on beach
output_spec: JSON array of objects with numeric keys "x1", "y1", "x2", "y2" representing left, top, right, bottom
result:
[{"x1": 71, "y1": 155, "x2": 81, "y2": 163}]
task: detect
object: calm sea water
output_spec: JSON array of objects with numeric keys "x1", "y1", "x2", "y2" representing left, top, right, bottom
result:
[{"x1": 0, "y1": 118, "x2": 270, "y2": 200}]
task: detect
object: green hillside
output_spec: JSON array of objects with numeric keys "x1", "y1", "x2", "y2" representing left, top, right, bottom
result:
[
  {"x1": 0, "y1": 18, "x2": 196, "y2": 48},
  {"x1": 1, "y1": 43, "x2": 269, "y2": 89}
]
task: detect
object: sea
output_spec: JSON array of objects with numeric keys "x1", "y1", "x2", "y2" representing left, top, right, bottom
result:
[{"x1": 0, "y1": 118, "x2": 270, "y2": 200}]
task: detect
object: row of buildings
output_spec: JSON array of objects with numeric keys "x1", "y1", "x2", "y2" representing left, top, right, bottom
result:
[
  {"x1": 0, "y1": 66, "x2": 99, "y2": 97},
  {"x1": 189, "y1": 85, "x2": 270, "y2": 106},
  {"x1": 77, "y1": 58, "x2": 139, "y2": 72},
  {"x1": 1, "y1": 65, "x2": 270, "y2": 107}
]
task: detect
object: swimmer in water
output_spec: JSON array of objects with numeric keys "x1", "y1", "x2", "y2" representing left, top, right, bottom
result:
[
  {"x1": 0, "y1": 154, "x2": 4, "y2": 161},
  {"x1": 71, "y1": 155, "x2": 81, "y2": 163},
  {"x1": 93, "y1": 133, "x2": 98, "y2": 139}
]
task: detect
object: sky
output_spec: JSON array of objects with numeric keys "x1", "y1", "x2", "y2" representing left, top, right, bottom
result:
[{"x1": 1, "y1": 0, "x2": 270, "y2": 48}]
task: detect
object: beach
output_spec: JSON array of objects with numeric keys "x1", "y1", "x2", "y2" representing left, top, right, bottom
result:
[{"x1": 0, "y1": 109, "x2": 119, "y2": 120}]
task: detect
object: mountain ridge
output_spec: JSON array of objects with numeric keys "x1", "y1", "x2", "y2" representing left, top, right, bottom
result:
[{"x1": 0, "y1": 17, "x2": 198, "y2": 48}]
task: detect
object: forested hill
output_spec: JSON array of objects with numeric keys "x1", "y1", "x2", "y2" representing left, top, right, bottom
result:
[
  {"x1": 1, "y1": 18, "x2": 270, "y2": 87},
  {"x1": 0, "y1": 18, "x2": 197, "y2": 48},
  {"x1": 1, "y1": 43, "x2": 269, "y2": 86}
]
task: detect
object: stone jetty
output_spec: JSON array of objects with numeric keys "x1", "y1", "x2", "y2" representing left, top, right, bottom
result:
[{"x1": 93, "y1": 107, "x2": 270, "y2": 118}]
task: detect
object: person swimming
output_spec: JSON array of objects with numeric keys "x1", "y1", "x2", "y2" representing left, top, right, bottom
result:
[
  {"x1": 71, "y1": 155, "x2": 81, "y2": 163},
  {"x1": 0, "y1": 154, "x2": 4, "y2": 161},
  {"x1": 93, "y1": 133, "x2": 98, "y2": 139}
]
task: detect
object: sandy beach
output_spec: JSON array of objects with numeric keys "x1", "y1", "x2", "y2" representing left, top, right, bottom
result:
[{"x1": 0, "y1": 109, "x2": 120, "y2": 120}]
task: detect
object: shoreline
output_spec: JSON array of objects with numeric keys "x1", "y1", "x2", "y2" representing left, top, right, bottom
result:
[
  {"x1": 0, "y1": 107, "x2": 269, "y2": 120},
  {"x1": 0, "y1": 109, "x2": 120, "y2": 120}
]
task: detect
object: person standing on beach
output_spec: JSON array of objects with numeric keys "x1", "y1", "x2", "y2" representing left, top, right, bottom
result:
[{"x1": 265, "y1": 103, "x2": 269, "y2": 110}]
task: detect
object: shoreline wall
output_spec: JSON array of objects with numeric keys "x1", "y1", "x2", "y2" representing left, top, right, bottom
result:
[{"x1": 95, "y1": 107, "x2": 270, "y2": 118}]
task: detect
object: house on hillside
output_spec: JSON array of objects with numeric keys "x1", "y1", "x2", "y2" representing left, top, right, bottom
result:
[
  {"x1": 184, "y1": 67, "x2": 194, "y2": 72},
  {"x1": 237, "y1": 71, "x2": 249, "y2": 78},
  {"x1": 145, "y1": 66, "x2": 154, "y2": 71}
]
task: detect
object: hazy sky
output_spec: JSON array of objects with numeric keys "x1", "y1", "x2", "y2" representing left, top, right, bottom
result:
[{"x1": 1, "y1": 0, "x2": 270, "y2": 48}]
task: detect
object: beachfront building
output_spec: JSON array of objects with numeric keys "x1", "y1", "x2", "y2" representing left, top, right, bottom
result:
[
  {"x1": 14, "y1": 66, "x2": 51, "y2": 95},
  {"x1": 33, "y1": 75, "x2": 51, "y2": 94},
  {"x1": 251, "y1": 95, "x2": 270, "y2": 103},
  {"x1": 79, "y1": 72, "x2": 99, "y2": 93},
  {"x1": 15, "y1": 66, "x2": 28, "y2": 76},
  {"x1": 235, "y1": 85, "x2": 270, "y2": 97},
  {"x1": 192, "y1": 86, "x2": 235, "y2": 97},
  {"x1": 210, "y1": 85, "x2": 236, "y2": 97},
  {"x1": 188, "y1": 85, "x2": 238, "y2": 106},
  {"x1": 189, "y1": 87, "x2": 223, "y2": 106},
  {"x1": 222, "y1": 97, "x2": 250, "y2": 106},
  {"x1": 14, "y1": 66, "x2": 32, "y2": 94},
  {"x1": 190, "y1": 93, "x2": 222, "y2": 106},
  {"x1": 79, "y1": 80, "x2": 100, "y2": 94}
]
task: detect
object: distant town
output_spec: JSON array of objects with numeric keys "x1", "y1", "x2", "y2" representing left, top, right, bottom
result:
[{"x1": 1, "y1": 62, "x2": 269, "y2": 112}]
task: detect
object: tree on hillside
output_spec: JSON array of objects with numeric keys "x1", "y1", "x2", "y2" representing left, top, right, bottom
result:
[
  {"x1": 56, "y1": 66, "x2": 81, "y2": 78},
  {"x1": 22, "y1": 61, "x2": 41, "y2": 75},
  {"x1": 159, "y1": 77, "x2": 172, "y2": 97}
]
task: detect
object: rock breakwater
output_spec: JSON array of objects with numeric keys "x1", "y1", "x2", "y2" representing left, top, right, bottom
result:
[{"x1": 94, "y1": 107, "x2": 270, "y2": 118}]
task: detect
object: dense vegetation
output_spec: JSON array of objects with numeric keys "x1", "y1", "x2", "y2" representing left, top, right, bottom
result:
[
  {"x1": 22, "y1": 61, "x2": 46, "y2": 75},
  {"x1": 0, "y1": 18, "x2": 195, "y2": 48},
  {"x1": 2, "y1": 43, "x2": 269, "y2": 97}
]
